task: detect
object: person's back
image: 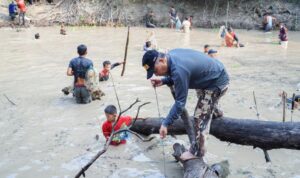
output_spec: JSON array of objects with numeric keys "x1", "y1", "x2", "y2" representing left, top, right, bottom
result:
[
  {"x1": 168, "y1": 48, "x2": 229, "y2": 90},
  {"x1": 225, "y1": 31, "x2": 234, "y2": 47},
  {"x1": 9, "y1": 2, "x2": 16, "y2": 15},
  {"x1": 67, "y1": 44, "x2": 93, "y2": 104},
  {"x1": 8, "y1": 2, "x2": 17, "y2": 20},
  {"x1": 264, "y1": 14, "x2": 274, "y2": 32},
  {"x1": 16, "y1": 0, "x2": 26, "y2": 12},
  {"x1": 267, "y1": 15, "x2": 272, "y2": 27},
  {"x1": 69, "y1": 57, "x2": 93, "y2": 85}
]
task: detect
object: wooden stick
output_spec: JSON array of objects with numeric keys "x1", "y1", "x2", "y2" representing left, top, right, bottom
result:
[
  {"x1": 252, "y1": 91, "x2": 271, "y2": 162},
  {"x1": 252, "y1": 91, "x2": 260, "y2": 119},
  {"x1": 282, "y1": 91, "x2": 287, "y2": 122},
  {"x1": 291, "y1": 93, "x2": 296, "y2": 122},
  {"x1": 121, "y1": 26, "x2": 130, "y2": 76},
  {"x1": 74, "y1": 99, "x2": 153, "y2": 178},
  {"x1": 3, "y1": 94, "x2": 16, "y2": 106}
]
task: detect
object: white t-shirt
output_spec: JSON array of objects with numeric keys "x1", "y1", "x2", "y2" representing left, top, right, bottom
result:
[{"x1": 182, "y1": 20, "x2": 191, "y2": 33}]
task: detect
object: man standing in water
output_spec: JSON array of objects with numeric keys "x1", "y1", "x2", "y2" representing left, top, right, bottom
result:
[
  {"x1": 142, "y1": 49, "x2": 229, "y2": 157},
  {"x1": 67, "y1": 44, "x2": 93, "y2": 104},
  {"x1": 263, "y1": 13, "x2": 276, "y2": 32},
  {"x1": 169, "y1": 6, "x2": 177, "y2": 29},
  {"x1": 8, "y1": 1, "x2": 18, "y2": 21}
]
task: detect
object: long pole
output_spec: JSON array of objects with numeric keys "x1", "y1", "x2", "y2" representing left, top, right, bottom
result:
[
  {"x1": 252, "y1": 91, "x2": 271, "y2": 162},
  {"x1": 109, "y1": 73, "x2": 121, "y2": 111},
  {"x1": 291, "y1": 93, "x2": 296, "y2": 122},
  {"x1": 121, "y1": 26, "x2": 130, "y2": 77},
  {"x1": 154, "y1": 87, "x2": 167, "y2": 178},
  {"x1": 282, "y1": 91, "x2": 287, "y2": 122}
]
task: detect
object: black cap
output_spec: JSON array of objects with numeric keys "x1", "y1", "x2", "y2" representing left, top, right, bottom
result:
[
  {"x1": 208, "y1": 49, "x2": 217, "y2": 54},
  {"x1": 77, "y1": 44, "x2": 87, "y2": 56},
  {"x1": 142, "y1": 50, "x2": 159, "y2": 79}
]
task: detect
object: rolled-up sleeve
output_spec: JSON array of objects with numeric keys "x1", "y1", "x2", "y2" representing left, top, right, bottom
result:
[{"x1": 162, "y1": 71, "x2": 189, "y2": 127}]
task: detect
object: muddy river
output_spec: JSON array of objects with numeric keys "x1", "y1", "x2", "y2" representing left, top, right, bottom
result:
[{"x1": 0, "y1": 27, "x2": 299, "y2": 178}]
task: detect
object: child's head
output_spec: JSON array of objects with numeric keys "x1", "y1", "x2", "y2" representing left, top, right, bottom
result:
[
  {"x1": 145, "y1": 41, "x2": 152, "y2": 48},
  {"x1": 227, "y1": 27, "x2": 233, "y2": 32},
  {"x1": 103, "y1": 60, "x2": 111, "y2": 70},
  {"x1": 204, "y1": 44, "x2": 210, "y2": 53},
  {"x1": 104, "y1": 105, "x2": 117, "y2": 122}
]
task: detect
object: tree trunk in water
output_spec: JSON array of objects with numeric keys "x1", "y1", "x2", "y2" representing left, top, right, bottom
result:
[{"x1": 131, "y1": 117, "x2": 300, "y2": 150}]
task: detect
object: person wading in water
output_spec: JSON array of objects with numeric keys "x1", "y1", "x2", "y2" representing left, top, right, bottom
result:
[{"x1": 67, "y1": 44, "x2": 93, "y2": 104}]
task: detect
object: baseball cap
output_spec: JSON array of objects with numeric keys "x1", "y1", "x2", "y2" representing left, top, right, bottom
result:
[
  {"x1": 142, "y1": 50, "x2": 159, "y2": 79},
  {"x1": 208, "y1": 49, "x2": 218, "y2": 55}
]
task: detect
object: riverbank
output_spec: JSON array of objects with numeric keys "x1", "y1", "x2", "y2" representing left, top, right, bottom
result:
[{"x1": 1, "y1": 0, "x2": 300, "y2": 30}]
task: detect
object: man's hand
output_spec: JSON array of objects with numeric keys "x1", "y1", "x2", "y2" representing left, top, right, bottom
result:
[
  {"x1": 151, "y1": 78, "x2": 163, "y2": 87},
  {"x1": 159, "y1": 124, "x2": 168, "y2": 139},
  {"x1": 67, "y1": 67, "x2": 73, "y2": 76}
]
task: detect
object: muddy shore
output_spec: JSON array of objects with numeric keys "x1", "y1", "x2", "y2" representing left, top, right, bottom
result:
[{"x1": 1, "y1": 0, "x2": 300, "y2": 30}]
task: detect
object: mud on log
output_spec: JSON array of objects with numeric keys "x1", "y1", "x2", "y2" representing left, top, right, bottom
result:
[{"x1": 131, "y1": 117, "x2": 300, "y2": 150}]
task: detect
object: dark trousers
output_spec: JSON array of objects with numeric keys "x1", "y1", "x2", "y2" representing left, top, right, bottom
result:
[
  {"x1": 146, "y1": 22, "x2": 156, "y2": 28},
  {"x1": 10, "y1": 13, "x2": 17, "y2": 21},
  {"x1": 74, "y1": 86, "x2": 91, "y2": 104}
]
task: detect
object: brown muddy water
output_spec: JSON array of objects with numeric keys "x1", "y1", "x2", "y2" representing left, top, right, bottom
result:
[{"x1": 0, "y1": 26, "x2": 300, "y2": 178}]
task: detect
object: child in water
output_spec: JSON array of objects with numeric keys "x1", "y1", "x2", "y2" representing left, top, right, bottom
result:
[
  {"x1": 204, "y1": 44, "x2": 210, "y2": 54},
  {"x1": 279, "y1": 23, "x2": 288, "y2": 49},
  {"x1": 99, "y1": 60, "x2": 124, "y2": 81},
  {"x1": 102, "y1": 105, "x2": 132, "y2": 145},
  {"x1": 60, "y1": 23, "x2": 66, "y2": 35}
]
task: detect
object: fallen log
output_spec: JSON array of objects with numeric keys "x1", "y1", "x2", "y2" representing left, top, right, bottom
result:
[{"x1": 131, "y1": 117, "x2": 300, "y2": 150}]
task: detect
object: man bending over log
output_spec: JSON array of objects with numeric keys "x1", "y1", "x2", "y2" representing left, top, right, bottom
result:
[{"x1": 142, "y1": 49, "x2": 229, "y2": 157}]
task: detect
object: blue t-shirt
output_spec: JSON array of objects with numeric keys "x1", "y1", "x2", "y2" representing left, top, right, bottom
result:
[
  {"x1": 9, "y1": 3, "x2": 17, "y2": 15},
  {"x1": 161, "y1": 48, "x2": 229, "y2": 126},
  {"x1": 68, "y1": 57, "x2": 93, "y2": 83}
]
